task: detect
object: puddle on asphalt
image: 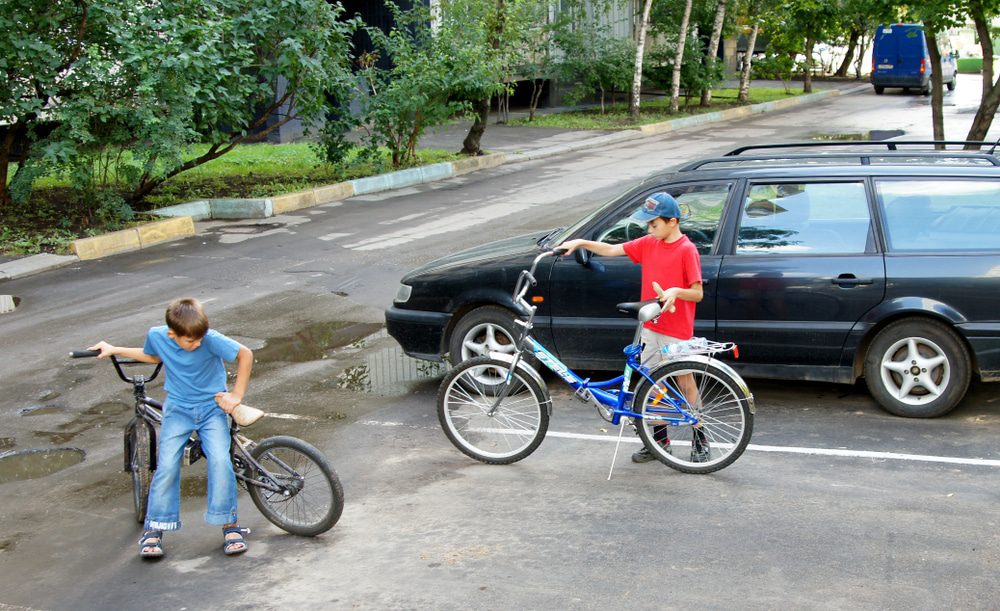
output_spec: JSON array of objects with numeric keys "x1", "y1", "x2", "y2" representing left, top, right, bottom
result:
[
  {"x1": 19, "y1": 405, "x2": 66, "y2": 417},
  {"x1": 334, "y1": 344, "x2": 447, "y2": 394},
  {"x1": 19, "y1": 401, "x2": 130, "y2": 445},
  {"x1": 255, "y1": 321, "x2": 384, "y2": 363},
  {"x1": 0, "y1": 448, "x2": 86, "y2": 483}
]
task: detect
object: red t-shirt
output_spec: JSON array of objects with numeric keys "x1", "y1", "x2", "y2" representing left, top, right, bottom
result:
[{"x1": 622, "y1": 234, "x2": 703, "y2": 340}]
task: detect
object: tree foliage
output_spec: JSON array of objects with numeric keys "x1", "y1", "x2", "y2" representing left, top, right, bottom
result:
[{"x1": 0, "y1": 0, "x2": 358, "y2": 212}]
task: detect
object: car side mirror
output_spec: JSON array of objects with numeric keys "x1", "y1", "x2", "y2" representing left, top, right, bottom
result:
[{"x1": 574, "y1": 249, "x2": 591, "y2": 266}]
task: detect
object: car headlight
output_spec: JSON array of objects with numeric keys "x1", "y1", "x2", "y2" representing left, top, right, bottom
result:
[{"x1": 394, "y1": 283, "x2": 412, "y2": 304}]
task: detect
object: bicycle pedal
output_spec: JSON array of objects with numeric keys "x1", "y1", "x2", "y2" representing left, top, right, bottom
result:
[{"x1": 574, "y1": 384, "x2": 593, "y2": 403}]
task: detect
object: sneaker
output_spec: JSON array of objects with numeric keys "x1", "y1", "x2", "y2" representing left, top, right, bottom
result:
[
  {"x1": 632, "y1": 436, "x2": 670, "y2": 463},
  {"x1": 690, "y1": 428, "x2": 710, "y2": 463}
]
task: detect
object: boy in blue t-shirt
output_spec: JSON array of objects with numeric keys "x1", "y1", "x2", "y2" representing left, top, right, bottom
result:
[{"x1": 90, "y1": 297, "x2": 254, "y2": 558}]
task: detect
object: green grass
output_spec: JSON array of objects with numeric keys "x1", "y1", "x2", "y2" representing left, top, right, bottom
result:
[
  {"x1": 1, "y1": 143, "x2": 460, "y2": 256},
  {"x1": 511, "y1": 88, "x2": 803, "y2": 130}
]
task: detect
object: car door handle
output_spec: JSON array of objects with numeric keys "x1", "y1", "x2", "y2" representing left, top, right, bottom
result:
[{"x1": 832, "y1": 274, "x2": 873, "y2": 287}]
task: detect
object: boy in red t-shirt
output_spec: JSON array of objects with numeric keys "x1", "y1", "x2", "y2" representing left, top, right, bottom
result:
[{"x1": 558, "y1": 192, "x2": 706, "y2": 463}]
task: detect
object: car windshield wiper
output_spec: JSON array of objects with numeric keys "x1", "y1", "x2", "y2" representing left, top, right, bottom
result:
[{"x1": 536, "y1": 227, "x2": 565, "y2": 247}]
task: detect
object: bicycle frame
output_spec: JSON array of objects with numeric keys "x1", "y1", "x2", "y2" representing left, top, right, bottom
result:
[
  {"x1": 492, "y1": 249, "x2": 700, "y2": 428},
  {"x1": 102, "y1": 355, "x2": 299, "y2": 497}
]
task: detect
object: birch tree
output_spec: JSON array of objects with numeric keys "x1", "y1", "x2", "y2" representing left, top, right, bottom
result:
[
  {"x1": 630, "y1": 0, "x2": 656, "y2": 119},
  {"x1": 670, "y1": 0, "x2": 695, "y2": 113}
]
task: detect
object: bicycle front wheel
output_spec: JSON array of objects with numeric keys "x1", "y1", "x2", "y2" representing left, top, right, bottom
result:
[
  {"x1": 128, "y1": 418, "x2": 154, "y2": 524},
  {"x1": 634, "y1": 359, "x2": 753, "y2": 474},
  {"x1": 437, "y1": 357, "x2": 549, "y2": 464},
  {"x1": 248, "y1": 436, "x2": 344, "y2": 537}
]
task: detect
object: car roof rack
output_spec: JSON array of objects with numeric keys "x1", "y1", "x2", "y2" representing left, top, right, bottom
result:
[{"x1": 678, "y1": 140, "x2": 1000, "y2": 171}]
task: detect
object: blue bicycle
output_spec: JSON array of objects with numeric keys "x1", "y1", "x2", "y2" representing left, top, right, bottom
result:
[{"x1": 437, "y1": 250, "x2": 755, "y2": 475}]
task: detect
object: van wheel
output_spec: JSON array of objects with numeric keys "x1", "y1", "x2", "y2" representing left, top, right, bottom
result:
[
  {"x1": 947, "y1": 78, "x2": 956, "y2": 91},
  {"x1": 874, "y1": 86, "x2": 885, "y2": 95},
  {"x1": 448, "y1": 306, "x2": 535, "y2": 369},
  {"x1": 921, "y1": 84, "x2": 931, "y2": 96},
  {"x1": 864, "y1": 318, "x2": 971, "y2": 418}
]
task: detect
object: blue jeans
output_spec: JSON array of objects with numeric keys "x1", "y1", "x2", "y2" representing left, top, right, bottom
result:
[{"x1": 144, "y1": 402, "x2": 237, "y2": 531}]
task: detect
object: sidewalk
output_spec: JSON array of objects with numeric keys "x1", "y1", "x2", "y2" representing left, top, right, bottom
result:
[{"x1": 0, "y1": 79, "x2": 868, "y2": 282}]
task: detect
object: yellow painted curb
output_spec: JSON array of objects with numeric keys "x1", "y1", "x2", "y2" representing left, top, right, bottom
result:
[
  {"x1": 451, "y1": 153, "x2": 507, "y2": 176},
  {"x1": 312, "y1": 182, "x2": 355, "y2": 205},
  {"x1": 137, "y1": 216, "x2": 195, "y2": 247},
  {"x1": 73, "y1": 228, "x2": 142, "y2": 260},
  {"x1": 271, "y1": 191, "x2": 318, "y2": 215}
]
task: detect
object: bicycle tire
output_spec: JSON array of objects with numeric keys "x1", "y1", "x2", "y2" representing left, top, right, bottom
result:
[
  {"x1": 130, "y1": 418, "x2": 154, "y2": 524},
  {"x1": 248, "y1": 436, "x2": 344, "y2": 537},
  {"x1": 634, "y1": 358, "x2": 753, "y2": 474},
  {"x1": 437, "y1": 356, "x2": 549, "y2": 464}
]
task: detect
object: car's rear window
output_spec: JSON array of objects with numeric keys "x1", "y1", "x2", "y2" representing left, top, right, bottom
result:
[{"x1": 876, "y1": 179, "x2": 1000, "y2": 251}]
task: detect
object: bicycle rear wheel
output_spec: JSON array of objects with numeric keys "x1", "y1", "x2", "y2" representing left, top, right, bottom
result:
[
  {"x1": 634, "y1": 359, "x2": 753, "y2": 474},
  {"x1": 248, "y1": 436, "x2": 344, "y2": 537},
  {"x1": 128, "y1": 418, "x2": 154, "y2": 523},
  {"x1": 437, "y1": 356, "x2": 549, "y2": 464}
]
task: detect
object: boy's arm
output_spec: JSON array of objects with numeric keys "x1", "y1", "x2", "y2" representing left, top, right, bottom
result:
[
  {"x1": 88, "y1": 341, "x2": 161, "y2": 364},
  {"x1": 557, "y1": 239, "x2": 626, "y2": 257},
  {"x1": 215, "y1": 345, "x2": 253, "y2": 412}
]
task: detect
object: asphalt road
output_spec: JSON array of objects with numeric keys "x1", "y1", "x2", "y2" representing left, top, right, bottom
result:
[{"x1": 1, "y1": 76, "x2": 999, "y2": 610}]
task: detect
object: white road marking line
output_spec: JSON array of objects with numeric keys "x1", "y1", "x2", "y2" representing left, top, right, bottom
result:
[
  {"x1": 362, "y1": 420, "x2": 1000, "y2": 468},
  {"x1": 343, "y1": 201, "x2": 534, "y2": 250},
  {"x1": 545, "y1": 430, "x2": 1000, "y2": 467},
  {"x1": 264, "y1": 413, "x2": 315, "y2": 421},
  {"x1": 318, "y1": 232, "x2": 353, "y2": 241}
]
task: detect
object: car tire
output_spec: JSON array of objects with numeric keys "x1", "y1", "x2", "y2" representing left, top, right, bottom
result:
[
  {"x1": 448, "y1": 306, "x2": 534, "y2": 367},
  {"x1": 874, "y1": 86, "x2": 885, "y2": 95},
  {"x1": 864, "y1": 318, "x2": 971, "y2": 418},
  {"x1": 947, "y1": 78, "x2": 956, "y2": 91}
]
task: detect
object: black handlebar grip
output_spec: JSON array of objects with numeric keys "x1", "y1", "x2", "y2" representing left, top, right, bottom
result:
[
  {"x1": 70, "y1": 350, "x2": 101, "y2": 358},
  {"x1": 552, "y1": 248, "x2": 568, "y2": 256}
]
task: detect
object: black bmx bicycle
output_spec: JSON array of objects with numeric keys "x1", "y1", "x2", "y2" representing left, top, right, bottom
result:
[{"x1": 71, "y1": 351, "x2": 344, "y2": 536}]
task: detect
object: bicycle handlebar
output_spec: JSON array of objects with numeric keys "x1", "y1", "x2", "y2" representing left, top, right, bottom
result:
[
  {"x1": 512, "y1": 249, "x2": 567, "y2": 313},
  {"x1": 70, "y1": 350, "x2": 162, "y2": 383}
]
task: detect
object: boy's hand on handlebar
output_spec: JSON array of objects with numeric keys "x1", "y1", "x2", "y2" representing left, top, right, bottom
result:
[
  {"x1": 88, "y1": 341, "x2": 115, "y2": 359},
  {"x1": 554, "y1": 239, "x2": 582, "y2": 254}
]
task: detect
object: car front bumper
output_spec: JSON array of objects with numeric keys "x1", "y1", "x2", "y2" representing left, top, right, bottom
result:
[{"x1": 384, "y1": 306, "x2": 452, "y2": 362}]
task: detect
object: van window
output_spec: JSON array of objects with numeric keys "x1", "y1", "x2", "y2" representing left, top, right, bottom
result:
[
  {"x1": 876, "y1": 179, "x2": 1000, "y2": 251},
  {"x1": 736, "y1": 182, "x2": 871, "y2": 254}
]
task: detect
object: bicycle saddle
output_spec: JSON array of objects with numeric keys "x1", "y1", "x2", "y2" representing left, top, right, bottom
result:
[{"x1": 616, "y1": 299, "x2": 660, "y2": 321}]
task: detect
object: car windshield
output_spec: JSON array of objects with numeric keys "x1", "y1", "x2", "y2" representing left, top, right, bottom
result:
[{"x1": 549, "y1": 185, "x2": 644, "y2": 245}]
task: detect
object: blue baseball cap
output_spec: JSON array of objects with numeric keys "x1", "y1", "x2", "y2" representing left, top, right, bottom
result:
[{"x1": 631, "y1": 192, "x2": 681, "y2": 222}]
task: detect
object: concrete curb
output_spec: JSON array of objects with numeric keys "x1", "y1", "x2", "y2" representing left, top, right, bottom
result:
[{"x1": 3, "y1": 85, "x2": 858, "y2": 280}]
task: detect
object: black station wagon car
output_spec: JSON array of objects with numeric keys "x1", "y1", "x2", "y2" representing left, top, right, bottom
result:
[{"x1": 386, "y1": 141, "x2": 1000, "y2": 418}]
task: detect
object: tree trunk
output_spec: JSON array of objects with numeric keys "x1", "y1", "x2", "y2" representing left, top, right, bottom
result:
[
  {"x1": 461, "y1": 0, "x2": 505, "y2": 155},
  {"x1": 669, "y1": 0, "x2": 694, "y2": 114},
  {"x1": 529, "y1": 79, "x2": 544, "y2": 121},
  {"x1": 924, "y1": 24, "x2": 946, "y2": 145},
  {"x1": 854, "y1": 37, "x2": 870, "y2": 80},
  {"x1": 630, "y1": 0, "x2": 655, "y2": 119},
  {"x1": 835, "y1": 29, "x2": 859, "y2": 77},
  {"x1": 965, "y1": 80, "x2": 1000, "y2": 144},
  {"x1": 970, "y1": 0, "x2": 995, "y2": 103},
  {"x1": 461, "y1": 97, "x2": 491, "y2": 155},
  {"x1": 700, "y1": 0, "x2": 728, "y2": 106},
  {"x1": 0, "y1": 127, "x2": 15, "y2": 209},
  {"x1": 803, "y1": 35, "x2": 814, "y2": 93},
  {"x1": 737, "y1": 23, "x2": 759, "y2": 104}
]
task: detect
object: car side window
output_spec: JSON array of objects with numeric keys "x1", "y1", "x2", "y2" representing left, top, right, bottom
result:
[
  {"x1": 736, "y1": 181, "x2": 870, "y2": 254},
  {"x1": 596, "y1": 182, "x2": 731, "y2": 254},
  {"x1": 876, "y1": 179, "x2": 1000, "y2": 251}
]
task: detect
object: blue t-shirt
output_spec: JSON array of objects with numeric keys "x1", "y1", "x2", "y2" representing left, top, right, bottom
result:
[{"x1": 143, "y1": 326, "x2": 241, "y2": 410}]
